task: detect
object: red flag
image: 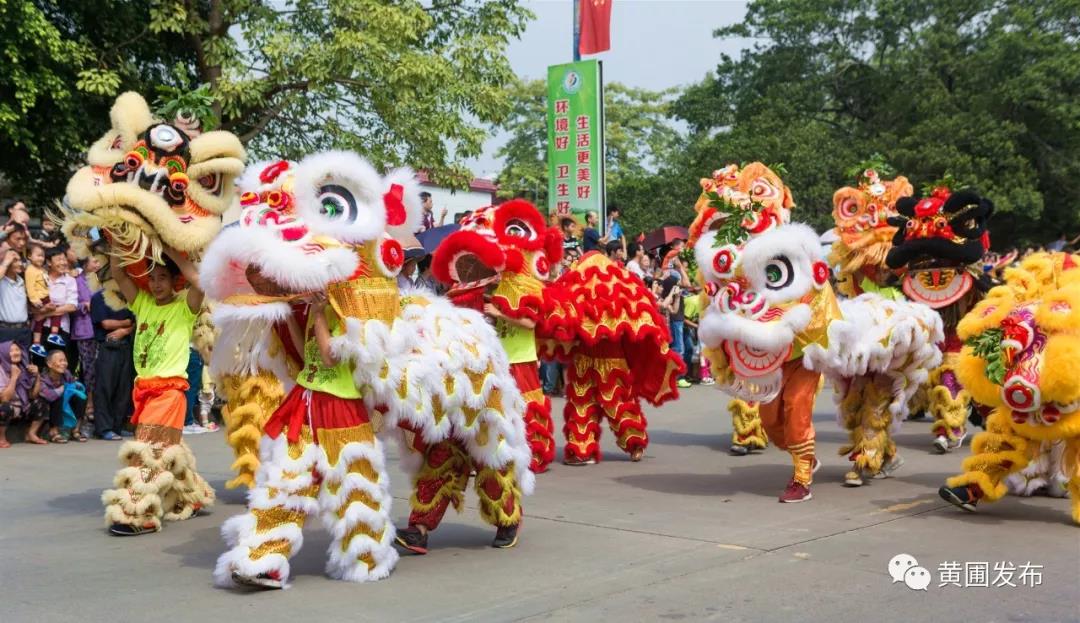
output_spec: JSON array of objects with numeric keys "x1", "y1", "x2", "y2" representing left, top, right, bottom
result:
[{"x1": 579, "y1": 0, "x2": 612, "y2": 55}]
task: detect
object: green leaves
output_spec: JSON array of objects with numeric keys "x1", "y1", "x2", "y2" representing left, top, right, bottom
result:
[
  {"x1": 154, "y1": 83, "x2": 219, "y2": 130},
  {"x1": 844, "y1": 153, "x2": 895, "y2": 181},
  {"x1": 75, "y1": 69, "x2": 122, "y2": 96},
  {"x1": 675, "y1": 0, "x2": 1080, "y2": 246},
  {"x1": 706, "y1": 190, "x2": 754, "y2": 248},
  {"x1": 1, "y1": 0, "x2": 532, "y2": 207},
  {"x1": 966, "y1": 328, "x2": 1006, "y2": 385}
]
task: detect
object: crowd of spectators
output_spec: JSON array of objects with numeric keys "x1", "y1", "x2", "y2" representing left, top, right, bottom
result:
[{"x1": 0, "y1": 199, "x2": 216, "y2": 448}]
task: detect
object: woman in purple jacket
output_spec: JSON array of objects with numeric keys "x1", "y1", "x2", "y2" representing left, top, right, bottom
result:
[{"x1": 70, "y1": 252, "x2": 98, "y2": 420}]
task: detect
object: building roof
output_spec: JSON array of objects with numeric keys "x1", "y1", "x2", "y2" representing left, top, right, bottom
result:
[{"x1": 416, "y1": 170, "x2": 498, "y2": 194}]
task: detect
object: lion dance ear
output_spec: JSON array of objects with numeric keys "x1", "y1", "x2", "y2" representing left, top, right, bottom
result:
[
  {"x1": 383, "y1": 167, "x2": 422, "y2": 233},
  {"x1": 544, "y1": 226, "x2": 563, "y2": 266}
]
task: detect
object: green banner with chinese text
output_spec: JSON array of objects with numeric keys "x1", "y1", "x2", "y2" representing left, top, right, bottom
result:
[{"x1": 546, "y1": 60, "x2": 604, "y2": 228}]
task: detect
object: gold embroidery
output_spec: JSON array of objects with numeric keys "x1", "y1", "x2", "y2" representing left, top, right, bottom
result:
[
  {"x1": 135, "y1": 423, "x2": 182, "y2": 446},
  {"x1": 316, "y1": 425, "x2": 376, "y2": 466}
]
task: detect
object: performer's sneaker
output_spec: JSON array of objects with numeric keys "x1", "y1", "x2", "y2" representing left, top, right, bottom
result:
[
  {"x1": 729, "y1": 444, "x2": 749, "y2": 456},
  {"x1": 779, "y1": 479, "x2": 812, "y2": 503},
  {"x1": 677, "y1": 378, "x2": 692, "y2": 389},
  {"x1": 564, "y1": 456, "x2": 597, "y2": 466},
  {"x1": 700, "y1": 378, "x2": 715, "y2": 386},
  {"x1": 939, "y1": 485, "x2": 979, "y2": 512},
  {"x1": 844, "y1": 470, "x2": 864, "y2": 487},
  {"x1": 108, "y1": 522, "x2": 159, "y2": 537},
  {"x1": 932, "y1": 435, "x2": 950, "y2": 454},
  {"x1": 394, "y1": 526, "x2": 428, "y2": 555},
  {"x1": 230, "y1": 570, "x2": 284, "y2": 590},
  {"x1": 874, "y1": 455, "x2": 905, "y2": 479},
  {"x1": 492, "y1": 524, "x2": 519, "y2": 549},
  {"x1": 947, "y1": 431, "x2": 967, "y2": 451},
  {"x1": 629, "y1": 448, "x2": 644, "y2": 462}
]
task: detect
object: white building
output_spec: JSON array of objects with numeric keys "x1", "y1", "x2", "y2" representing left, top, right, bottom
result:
[{"x1": 416, "y1": 171, "x2": 498, "y2": 224}]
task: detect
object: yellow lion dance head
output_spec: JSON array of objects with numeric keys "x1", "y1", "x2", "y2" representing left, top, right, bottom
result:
[{"x1": 828, "y1": 167, "x2": 912, "y2": 297}]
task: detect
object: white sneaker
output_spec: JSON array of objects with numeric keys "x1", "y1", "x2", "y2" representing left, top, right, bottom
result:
[
  {"x1": 183, "y1": 424, "x2": 207, "y2": 435},
  {"x1": 932, "y1": 435, "x2": 949, "y2": 454},
  {"x1": 947, "y1": 431, "x2": 967, "y2": 451},
  {"x1": 844, "y1": 470, "x2": 864, "y2": 487},
  {"x1": 700, "y1": 378, "x2": 715, "y2": 386},
  {"x1": 874, "y1": 455, "x2": 905, "y2": 479}
]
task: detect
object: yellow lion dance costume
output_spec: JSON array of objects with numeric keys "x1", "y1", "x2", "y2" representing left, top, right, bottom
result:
[
  {"x1": 939, "y1": 252, "x2": 1080, "y2": 523},
  {"x1": 61, "y1": 92, "x2": 245, "y2": 535}
]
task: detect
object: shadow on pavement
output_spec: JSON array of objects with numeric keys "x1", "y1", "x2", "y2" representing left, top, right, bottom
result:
[{"x1": 613, "y1": 463, "x2": 796, "y2": 499}]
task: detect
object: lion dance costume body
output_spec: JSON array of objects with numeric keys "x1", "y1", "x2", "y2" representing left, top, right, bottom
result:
[
  {"x1": 691, "y1": 163, "x2": 941, "y2": 501},
  {"x1": 205, "y1": 153, "x2": 534, "y2": 588},
  {"x1": 432, "y1": 200, "x2": 683, "y2": 469},
  {"x1": 61, "y1": 92, "x2": 245, "y2": 535},
  {"x1": 940, "y1": 252, "x2": 1080, "y2": 522},
  {"x1": 884, "y1": 187, "x2": 995, "y2": 453}
]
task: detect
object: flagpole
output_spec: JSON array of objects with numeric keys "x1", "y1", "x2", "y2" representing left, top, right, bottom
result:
[{"x1": 573, "y1": 0, "x2": 581, "y2": 61}]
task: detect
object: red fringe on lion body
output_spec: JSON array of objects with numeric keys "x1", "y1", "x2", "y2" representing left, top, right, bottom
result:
[{"x1": 540, "y1": 252, "x2": 684, "y2": 406}]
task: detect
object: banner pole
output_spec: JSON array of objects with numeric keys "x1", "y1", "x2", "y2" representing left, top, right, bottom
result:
[{"x1": 573, "y1": 0, "x2": 581, "y2": 61}]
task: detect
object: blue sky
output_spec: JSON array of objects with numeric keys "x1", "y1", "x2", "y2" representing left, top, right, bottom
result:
[{"x1": 471, "y1": 0, "x2": 752, "y2": 178}]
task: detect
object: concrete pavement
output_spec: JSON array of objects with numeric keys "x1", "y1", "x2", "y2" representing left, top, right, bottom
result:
[{"x1": 1, "y1": 385, "x2": 1077, "y2": 622}]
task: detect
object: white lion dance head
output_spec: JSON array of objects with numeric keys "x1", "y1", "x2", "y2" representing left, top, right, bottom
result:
[{"x1": 691, "y1": 163, "x2": 839, "y2": 403}]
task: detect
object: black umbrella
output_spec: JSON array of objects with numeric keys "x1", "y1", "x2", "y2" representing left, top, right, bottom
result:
[{"x1": 416, "y1": 223, "x2": 461, "y2": 253}]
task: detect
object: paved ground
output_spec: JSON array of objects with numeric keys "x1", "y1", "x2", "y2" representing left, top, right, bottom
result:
[{"x1": 2, "y1": 385, "x2": 1078, "y2": 623}]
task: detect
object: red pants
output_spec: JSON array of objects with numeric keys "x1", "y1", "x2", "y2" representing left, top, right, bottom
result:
[
  {"x1": 408, "y1": 439, "x2": 522, "y2": 531},
  {"x1": 511, "y1": 361, "x2": 555, "y2": 472},
  {"x1": 562, "y1": 346, "x2": 648, "y2": 462}
]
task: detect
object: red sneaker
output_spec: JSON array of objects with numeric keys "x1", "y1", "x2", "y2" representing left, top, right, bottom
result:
[{"x1": 779, "y1": 479, "x2": 812, "y2": 503}]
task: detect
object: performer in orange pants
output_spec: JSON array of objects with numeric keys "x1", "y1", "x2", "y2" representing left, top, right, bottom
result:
[
  {"x1": 101, "y1": 252, "x2": 215, "y2": 536},
  {"x1": 758, "y1": 360, "x2": 821, "y2": 503}
]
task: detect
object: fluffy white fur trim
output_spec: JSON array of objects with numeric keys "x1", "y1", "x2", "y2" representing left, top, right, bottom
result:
[
  {"x1": 699, "y1": 303, "x2": 811, "y2": 352},
  {"x1": 293, "y1": 151, "x2": 386, "y2": 244},
  {"x1": 200, "y1": 224, "x2": 358, "y2": 301}
]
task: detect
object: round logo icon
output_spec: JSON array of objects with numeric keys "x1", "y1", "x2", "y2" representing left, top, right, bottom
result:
[{"x1": 563, "y1": 70, "x2": 582, "y2": 94}]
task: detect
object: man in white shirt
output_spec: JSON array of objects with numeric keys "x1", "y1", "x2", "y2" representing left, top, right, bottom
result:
[
  {"x1": 0, "y1": 249, "x2": 29, "y2": 344},
  {"x1": 624, "y1": 243, "x2": 646, "y2": 280}
]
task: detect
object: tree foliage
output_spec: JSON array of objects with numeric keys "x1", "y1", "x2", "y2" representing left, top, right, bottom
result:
[
  {"x1": 674, "y1": 0, "x2": 1080, "y2": 244},
  {"x1": 495, "y1": 78, "x2": 683, "y2": 235},
  {"x1": 161, "y1": 0, "x2": 532, "y2": 187},
  {"x1": 1, "y1": 0, "x2": 531, "y2": 207},
  {"x1": 1, "y1": 0, "x2": 194, "y2": 208}
]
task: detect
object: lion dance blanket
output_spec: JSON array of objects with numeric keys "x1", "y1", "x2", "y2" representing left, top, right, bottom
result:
[
  {"x1": 431, "y1": 199, "x2": 683, "y2": 470},
  {"x1": 203, "y1": 153, "x2": 534, "y2": 588}
]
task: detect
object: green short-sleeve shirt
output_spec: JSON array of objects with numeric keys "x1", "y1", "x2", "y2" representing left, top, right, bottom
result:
[
  {"x1": 130, "y1": 290, "x2": 197, "y2": 380},
  {"x1": 296, "y1": 307, "x2": 361, "y2": 399}
]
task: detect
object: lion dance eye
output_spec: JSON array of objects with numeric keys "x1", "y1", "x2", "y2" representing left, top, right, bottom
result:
[
  {"x1": 168, "y1": 172, "x2": 189, "y2": 195},
  {"x1": 763, "y1": 256, "x2": 794, "y2": 290},
  {"x1": 504, "y1": 219, "x2": 535, "y2": 240},
  {"x1": 317, "y1": 184, "x2": 358, "y2": 224}
]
